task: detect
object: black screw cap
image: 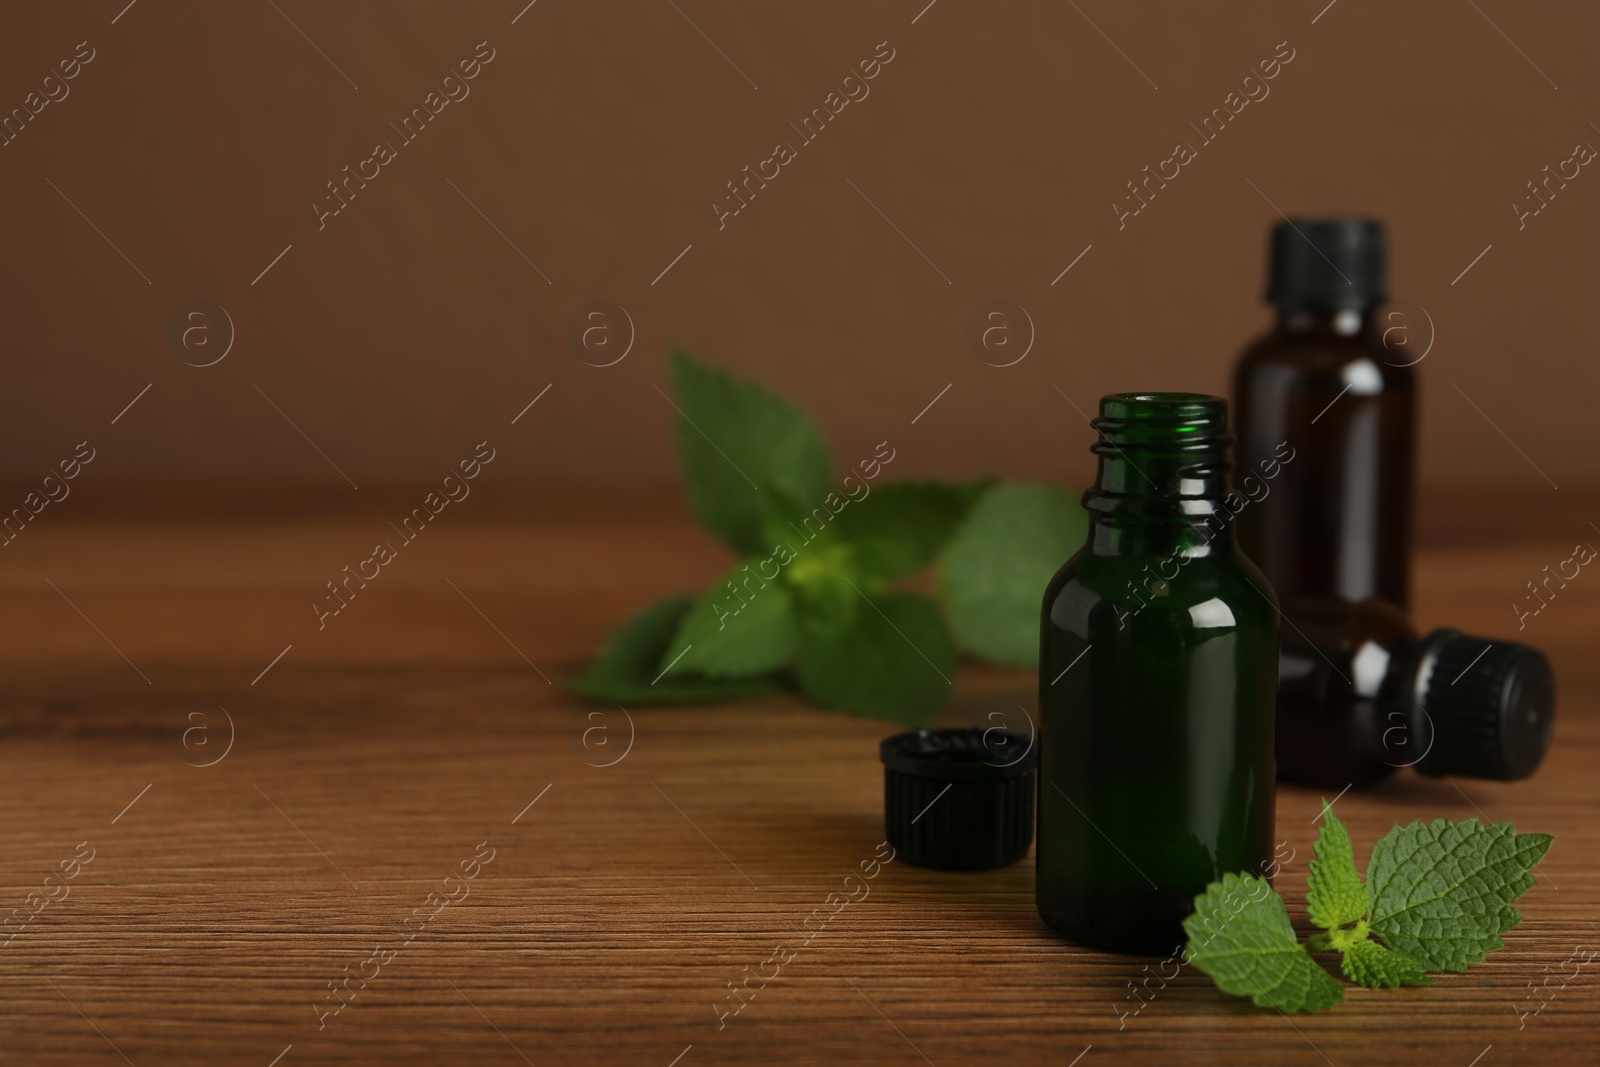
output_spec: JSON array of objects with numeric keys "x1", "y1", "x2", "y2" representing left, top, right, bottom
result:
[{"x1": 880, "y1": 727, "x2": 1036, "y2": 871}]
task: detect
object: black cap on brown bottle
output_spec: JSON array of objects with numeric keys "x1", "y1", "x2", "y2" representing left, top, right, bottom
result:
[
  {"x1": 1409, "y1": 629, "x2": 1555, "y2": 781},
  {"x1": 1267, "y1": 217, "x2": 1386, "y2": 312}
]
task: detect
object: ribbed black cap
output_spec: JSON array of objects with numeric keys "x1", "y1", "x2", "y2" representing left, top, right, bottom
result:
[
  {"x1": 880, "y1": 727, "x2": 1035, "y2": 871},
  {"x1": 1411, "y1": 630, "x2": 1555, "y2": 781},
  {"x1": 1266, "y1": 217, "x2": 1386, "y2": 312}
]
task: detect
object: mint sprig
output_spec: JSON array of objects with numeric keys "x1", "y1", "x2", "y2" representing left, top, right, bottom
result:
[
  {"x1": 571, "y1": 351, "x2": 1086, "y2": 723},
  {"x1": 1185, "y1": 809, "x2": 1552, "y2": 1012}
]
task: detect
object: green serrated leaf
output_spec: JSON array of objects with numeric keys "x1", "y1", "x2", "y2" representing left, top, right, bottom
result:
[
  {"x1": 1183, "y1": 873, "x2": 1344, "y2": 1013},
  {"x1": 937, "y1": 482, "x2": 1086, "y2": 666},
  {"x1": 570, "y1": 596, "x2": 787, "y2": 705},
  {"x1": 1306, "y1": 805, "x2": 1368, "y2": 930},
  {"x1": 664, "y1": 564, "x2": 797, "y2": 677},
  {"x1": 826, "y1": 480, "x2": 990, "y2": 581},
  {"x1": 1367, "y1": 817, "x2": 1553, "y2": 972},
  {"x1": 1340, "y1": 939, "x2": 1432, "y2": 988},
  {"x1": 672, "y1": 351, "x2": 833, "y2": 556},
  {"x1": 795, "y1": 592, "x2": 953, "y2": 725}
]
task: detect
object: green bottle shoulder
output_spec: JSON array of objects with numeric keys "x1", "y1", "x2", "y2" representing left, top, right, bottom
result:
[{"x1": 1044, "y1": 546, "x2": 1278, "y2": 639}]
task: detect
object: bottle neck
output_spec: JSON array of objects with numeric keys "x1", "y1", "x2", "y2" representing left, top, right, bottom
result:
[
  {"x1": 1088, "y1": 508, "x2": 1240, "y2": 557},
  {"x1": 1273, "y1": 305, "x2": 1375, "y2": 339},
  {"x1": 1083, "y1": 394, "x2": 1238, "y2": 559},
  {"x1": 1087, "y1": 492, "x2": 1243, "y2": 558}
]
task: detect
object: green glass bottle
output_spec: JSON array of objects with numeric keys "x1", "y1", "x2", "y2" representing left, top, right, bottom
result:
[{"x1": 1037, "y1": 393, "x2": 1278, "y2": 955}]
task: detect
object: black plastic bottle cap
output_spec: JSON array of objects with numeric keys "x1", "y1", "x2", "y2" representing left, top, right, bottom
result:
[
  {"x1": 1411, "y1": 629, "x2": 1555, "y2": 781},
  {"x1": 1266, "y1": 217, "x2": 1386, "y2": 312},
  {"x1": 880, "y1": 727, "x2": 1036, "y2": 871}
]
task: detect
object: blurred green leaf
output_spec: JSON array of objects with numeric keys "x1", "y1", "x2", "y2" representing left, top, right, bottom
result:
[
  {"x1": 665, "y1": 564, "x2": 798, "y2": 677},
  {"x1": 826, "y1": 480, "x2": 991, "y2": 581},
  {"x1": 571, "y1": 596, "x2": 786, "y2": 704},
  {"x1": 796, "y1": 592, "x2": 953, "y2": 724},
  {"x1": 672, "y1": 351, "x2": 832, "y2": 555},
  {"x1": 938, "y1": 482, "x2": 1087, "y2": 666}
]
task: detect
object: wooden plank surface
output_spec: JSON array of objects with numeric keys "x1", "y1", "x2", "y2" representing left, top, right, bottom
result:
[{"x1": 0, "y1": 491, "x2": 1596, "y2": 1065}]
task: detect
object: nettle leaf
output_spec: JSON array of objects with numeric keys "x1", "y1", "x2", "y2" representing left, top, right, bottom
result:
[
  {"x1": 1183, "y1": 873, "x2": 1344, "y2": 1013},
  {"x1": 672, "y1": 351, "x2": 832, "y2": 556},
  {"x1": 826, "y1": 481, "x2": 990, "y2": 581},
  {"x1": 1340, "y1": 939, "x2": 1432, "y2": 989},
  {"x1": 571, "y1": 596, "x2": 786, "y2": 705},
  {"x1": 1306, "y1": 806, "x2": 1368, "y2": 930},
  {"x1": 938, "y1": 482, "x2": 1086, "y2": 666},
  {"x1": 795, "y1": 592, "x2": 953, "y2": 725},
  {"x1": 1367, "y1": 818, "x2": 1553, "y2": 972},
  {"x1": 664, "y1": 563, "x2": 797, "y2": 677}
]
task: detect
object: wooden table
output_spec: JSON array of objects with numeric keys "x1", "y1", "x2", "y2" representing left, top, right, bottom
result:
[{"x1": 1, "y1": 489, "x2": 1596, "y2": 1065}]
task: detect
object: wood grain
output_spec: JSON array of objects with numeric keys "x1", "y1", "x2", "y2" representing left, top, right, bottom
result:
[{"x1": 0, "y1": 494, "x2": 1596, "y2": 1065}]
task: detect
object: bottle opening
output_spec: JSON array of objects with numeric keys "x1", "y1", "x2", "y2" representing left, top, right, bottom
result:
[
  {"x1": 1092, "y1": 393, "x2": 1231, "y2": 452},
  {"x1": 1105, "y1": 391, "x2": 1217, "y2": 404}
]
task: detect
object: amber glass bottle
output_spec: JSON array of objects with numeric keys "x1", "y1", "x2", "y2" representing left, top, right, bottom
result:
[
  {"x1": 1038, "y1": 394, "x2": 1277, "y2": 956},
  {"x1": 1234, "y1": 218, "x2": 1416, "y2": 608},
  {"x1": 1276, "y1": 597, "x2": 1555, "y2": 789}
]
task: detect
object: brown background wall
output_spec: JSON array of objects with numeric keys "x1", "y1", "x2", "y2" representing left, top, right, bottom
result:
[{"x1": 1, "y1": 0, "x2": 1595, "y2": 500}]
